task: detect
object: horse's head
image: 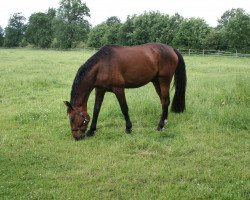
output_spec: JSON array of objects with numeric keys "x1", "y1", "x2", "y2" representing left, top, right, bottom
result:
[{"x1": 64, "y1": 101, "x2": 90, "y2": 140}]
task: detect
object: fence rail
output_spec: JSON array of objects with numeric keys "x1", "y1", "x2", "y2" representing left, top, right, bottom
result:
[
  {"x1": 75, "y1": 47, "x2": 250, "y2": 57},
  {"x1": 178, "y1": 49, "x2": 250, "y2": 57}
]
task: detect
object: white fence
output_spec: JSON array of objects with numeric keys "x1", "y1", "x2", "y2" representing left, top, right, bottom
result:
[
  {"x1": 77, "y1": 47, "x2": 250, "y2": 57},
  {"x1": 178, "y1": 49, "x2": 250, "y2": 57}
]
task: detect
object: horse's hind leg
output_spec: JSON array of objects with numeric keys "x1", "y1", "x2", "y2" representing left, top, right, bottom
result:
[
  {"x1": 157, "y1": 79, "x2": 170, "y2": 131},
  {"x1": 152, "y1": 79, "x2": 161, "y2": 99},
  {"x1": 113, "y1": 88, "x2": 132, "y2": 133},
  {"x1": 86, "y1": 88, "x2": 105, "y2": 136}
]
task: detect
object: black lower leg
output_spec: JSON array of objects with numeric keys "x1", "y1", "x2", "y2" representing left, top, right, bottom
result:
[
  {"x1": 86, "y1": 89, "x2": 105, "y2": 137},
  {"x1": 122, "y1": 105, "x2": 132, "y2": 133},
  {"x1": 86, "y1": 108, "x2": 99, "y2": 136},
  {"x1": 157, "y1": 96, "x2": 170, "y2": 131},
  {"x1": 114, "y1": 88, "x2": 132, "y2": 133},
  {"x1": 157, "y1": 106, "x2": 168, "y2": 131}
]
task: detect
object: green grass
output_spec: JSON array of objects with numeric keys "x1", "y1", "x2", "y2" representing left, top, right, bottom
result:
[{"x1": 0, "y1": 49, "x2": 249, "y2": 200}]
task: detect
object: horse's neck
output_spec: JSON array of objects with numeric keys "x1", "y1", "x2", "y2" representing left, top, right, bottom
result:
[{"x1": 74, "y1": 76, "x2": 94, "y2": 112}]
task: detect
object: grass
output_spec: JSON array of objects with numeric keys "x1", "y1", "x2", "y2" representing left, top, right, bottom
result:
[{"x1": 0, "y1": 48, "x2": 249, "y2": 199}]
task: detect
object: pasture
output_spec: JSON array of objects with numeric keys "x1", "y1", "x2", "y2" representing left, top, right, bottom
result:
[{"x1": 0, "y1": 48, "x2": 249, "y2": 199}]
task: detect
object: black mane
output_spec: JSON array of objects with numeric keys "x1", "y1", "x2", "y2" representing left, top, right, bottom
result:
[{"x1": 70, "y1": 45, "x2": 116, "y2": 105}]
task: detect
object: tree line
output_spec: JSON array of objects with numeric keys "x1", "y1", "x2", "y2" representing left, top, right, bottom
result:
[{"x1": 0, "y1": 0, "x2": 249, "y2": 53}]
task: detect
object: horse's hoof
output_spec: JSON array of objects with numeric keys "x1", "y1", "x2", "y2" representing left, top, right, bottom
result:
[
  {"x1": 85, "y1": 130, "x2": 95, "y2": 137},
  {"x1": 125, "y1": 129, "x2": 132, "y2": 134},
  {"x1": 157, "y1": 126, "x2": 163, "y2": 131}
]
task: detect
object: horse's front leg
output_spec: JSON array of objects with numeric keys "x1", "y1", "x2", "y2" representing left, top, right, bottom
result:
[
  {"x1": 157, "y1": 81, "x2": 170, "y2": 131},
  {"x1": 85, "y1": 88, "x2": 105, "y2": 137},
  {"x1": 113, "y1": 88, "x2": 132, "y2": 133}
]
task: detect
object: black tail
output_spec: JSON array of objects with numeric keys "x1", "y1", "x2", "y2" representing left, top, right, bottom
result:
[{"x1": 171, "y1": 49, "x2": 187, "y2": 113}]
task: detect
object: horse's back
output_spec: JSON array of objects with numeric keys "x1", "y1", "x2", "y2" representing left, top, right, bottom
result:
[{"x1": 94, "y1": 44, "x2": 178, "y2": 88}]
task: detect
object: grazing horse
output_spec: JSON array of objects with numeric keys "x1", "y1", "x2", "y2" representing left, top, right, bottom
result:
[{"x1": 64, "y1": 43, "x2": 186, "y2": 140}]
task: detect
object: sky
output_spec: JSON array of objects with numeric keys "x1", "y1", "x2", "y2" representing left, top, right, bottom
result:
[{"x1": 0, "y1": 0, "x2": 249, "y2": 28}]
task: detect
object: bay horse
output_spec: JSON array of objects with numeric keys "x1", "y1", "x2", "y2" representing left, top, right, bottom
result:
[{"x1": 64, "y1": 43, "x2": 186, "y2": 140}]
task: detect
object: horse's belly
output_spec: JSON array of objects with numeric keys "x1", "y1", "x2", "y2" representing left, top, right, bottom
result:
[{"x1": 123, "y1": 70, "x2": 156, "y2": 88}]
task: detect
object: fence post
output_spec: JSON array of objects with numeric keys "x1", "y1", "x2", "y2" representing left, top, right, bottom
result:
[
  {"x1": 235, "y1": 50, "x2": 238, "y2": 57},
  {"x1": 203, "y1": 49, "x2": 205, "y2": 56},
  {"x1": 188, "y1": 49, "x2": 191, "y2": 56}
]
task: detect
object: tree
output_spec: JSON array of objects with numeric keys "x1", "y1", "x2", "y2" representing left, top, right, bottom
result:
[
  {"x1": 26, "y1": 11, "x2": 55, "y2": 48},
  {"x1": 172, "y1": 18, "x2": 210, "y2": 49},
  {"x1": 4, "y1": 13, "x2": 26, "y2": 47},
  {"x1": 117, "y1": 12, "x2": 183, "y2": 46},
  {"x1": 0, "y1": 26, "x2": 4, "y2": 46},
  {"x1": 103, "y1": 16, "x2": 121, "y2": 44},
  {"x1": 106, "y1": 16, "x2": 121, "y2": 26},
  {"x1": 47, "y1": 8, "x2": 56, "y2": 19},
  {"x1": 54, "y1": 0, "x2": 90, "y2": 48},
  {"x1": 87, "y1": 23, "x2": 108, "y2": 48},
  {"x1": 87, "y1": 16, "x2": 122, "y2": 47},
  {"x1": 103, "y1": 23, "x2": 122, "y2": 45},
  {"x1": 164, "y1": 13, "x2": 184, "y2": 44},
  {"x1": 118, "y1": 15, "x2": 136, "y2": 46},
  {"x1": 217, "y1": 8, "x2": 245, "y2": 28},
  {"x1": 224, "y1": 11, "x2": 250, "y2": 52},
  {"x1": 204, "y1": 28, "x2": 228, "y2": 50}
]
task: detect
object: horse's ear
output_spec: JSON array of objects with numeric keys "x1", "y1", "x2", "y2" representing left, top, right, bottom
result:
[{"x1": 64, "y1": 101, "x2": 73, "y2": 113}]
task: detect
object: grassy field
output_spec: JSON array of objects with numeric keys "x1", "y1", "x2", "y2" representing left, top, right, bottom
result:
[{"x1": 0, "y1": 48, "x2": 249, "y2": 200}]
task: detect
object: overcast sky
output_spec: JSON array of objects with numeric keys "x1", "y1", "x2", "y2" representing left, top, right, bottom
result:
[{"x1": 0, "y1": 0, "x2": 249, "y2": 28}]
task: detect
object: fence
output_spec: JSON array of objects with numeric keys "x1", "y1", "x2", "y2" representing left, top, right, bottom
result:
[
  {"x1": 178, "y1": 49, "x2": 250, "y2": 57},
  {"x1": 77, "y1": 47, "x2": 250, "y2": 57}
]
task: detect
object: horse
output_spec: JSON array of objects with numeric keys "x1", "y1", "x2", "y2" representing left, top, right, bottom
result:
[{"x1": 64, "y1": 43, "x2": 186, "y2": 140}]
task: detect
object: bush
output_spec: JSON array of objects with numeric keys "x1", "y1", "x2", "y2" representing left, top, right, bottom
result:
[
  {"x1": 19, "y1": 38, "x2": 28, "y2": 47},
  {"x1": 50, "y1": 38, "x2": 60, "y2": 49},
  {"x1": 72, "y1": 41, "x2": 87, "y2": 49}
]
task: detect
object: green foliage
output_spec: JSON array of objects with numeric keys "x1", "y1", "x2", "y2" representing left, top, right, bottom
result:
[
  {"x1": 131, "y1": 12, "x2": 166, "y2": 44},
  {"x1": 57, "y1": 0, "x2": 90, "y2": 23},
  {"x1": 4, "y1": 13, "x2": 26, "y2": 47},
  {"x1": 72, "y1": 41, "x2": 87, "y2": 48},
  {"x1": 172, "y1": 18, "x2": 210, "y2": 49},
  {"x1": 26, "y1": 12, "x2": 55, "y2": 48},
  {"x1": 1, "y1": 6, "x2": 250, "y2": 52},
  {"x1": 19, "y1": 37, "x2": 28, "y2": 47},
  {"x1": 106, "y1": 16, "x2": 121, "y2": 26},
  {"x1": 88, "y1": 12, "x2": 184, "y2": 47},
  {"x1": 223, "y1": 11, "x2": 250, "y2": 52},
  {"x1": 157, "y1": 13, "x2": 184, "y2": 45},
  {"x1": 47, "y1": 8, "x2": 56, "y2": 19},
  {"x1": 0, "y1": 49, "x2": 249, "y2": 199},
  {"x1": 87, "y1": 17, "x2": 122, "y2": 48},
  {"x1": 0, "y1": 26, "x2": 4, "y2": 46},
  {"x1": 103, "y1": 23, "x2": 122, "y2": 45},
  {"x1": 50, "y1": 38, "x2": 60, "y2": 49},
  {"x1": 217, "y1": 8, "x2": 245, "y2": 28},
  {"x1": 125, "y1": 12, "x2": 182, "y2": 45},
  {"x1": 215, "y1": 8, "x2": 250, "y2": 53},
  {"x1": 203, "y1": 29, "x2": 228, "y2": 50},
  {"x1": 117, "y1": 15, "x2": 136, "y2": 46},
  {"x1": 87, "y1": 23, "x2": 109, "y2": 48},
  {"x1": 86, "y1": 8, "x2": 249, "y2": 52},
  {"x1": 54, "y1": 0, "x2": 90, "y2": 48}
]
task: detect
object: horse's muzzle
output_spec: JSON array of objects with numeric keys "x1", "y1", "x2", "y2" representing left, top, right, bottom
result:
[{"x1": 74, "y1": 134, "x2": 85, "y2": 141}]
